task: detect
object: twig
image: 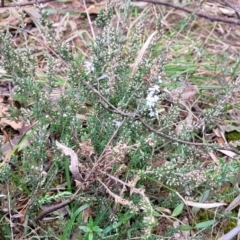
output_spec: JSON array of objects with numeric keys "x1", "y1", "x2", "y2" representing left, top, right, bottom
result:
[
  {"x1": 1, "y1": 0, "x2": 55, "y2": 8},
  {"x1": 139, "y1": 117, "x2": 240, "y2": 155},
  {"x1": 34, "y1": 187, "x2": 81, "y2": 222},
  {"x1": 218, "y1": 224, "x2": 240, "y2": 240},
  {"x1": 221, "y1": 0, "x2": 240, "y2": 19},
  {"x1": 83, "y1": 0, "x2": 96, "y2": 41},
  {"x1": 133, "y1": 0, "x2": 240, "y2": 25}
]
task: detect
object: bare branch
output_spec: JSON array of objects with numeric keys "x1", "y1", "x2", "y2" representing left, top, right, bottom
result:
[
  {"x1": 1, "y1": 0, "x2": 55, "y2": 8},
  {"x1": 34, "y1": 187, "x2": 82, "y2": 222},
  {"x1": 133, "y1": 0, "x2": 240, "y2": 25}
]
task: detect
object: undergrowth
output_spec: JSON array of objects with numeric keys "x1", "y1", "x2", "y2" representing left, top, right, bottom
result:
[{"x1": 0, "y1": 1, "x2": 240, "y2": 239}]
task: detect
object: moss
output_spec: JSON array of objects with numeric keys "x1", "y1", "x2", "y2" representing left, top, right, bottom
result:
[
  {"x1": 225, "y1": 131, "x2": 240, "y2": 150},
  {"x1": 196, "y1": 209, "x2": 214, "y2": 222},
  {"x1": 224, "y1": 219, "x2": 237, "y2": 233}
]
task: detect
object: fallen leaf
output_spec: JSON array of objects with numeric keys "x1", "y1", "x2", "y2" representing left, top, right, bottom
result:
[
  {"x1": 170, "y1": 84, "x2": 198, "y2": 105},
  {"x1": 131, "y1": 1, "x2": 149, "y2": 8},
  {"x1": 98, "y1": 178, "x2": 133, "y2": 206},
  {"x1": 0, "y1": 105, "x2": 25, "y2": 131},
  {"x1": 175, "y1": 112, "x2": 193, "y2": 134},
  {"x1": 82, "y1": 206, "x2": 92, "y2": 223},
  {"x1": 224, "y1": 193, "x2": 240, "y2": 213},
  {"x1": 208, "y1": 151, "x2": 220, "y2": 165},
  {"x1": 56, "y1": 141, "x2": 84, "y2": 182},
  {"x1": 79, "y1": 139, "x2": 95, "y2": 157},
  {"x1": 0, "y1": 8, "x2": 20, "y2": 27},
  {"x1": 87, "y1": 4, "x2": 104, "y2": 15},
  {"x1": 185, "y1": 201, "x2": 226, "y2": 209},
  {"x1": 131, "y1": 31, "x2": 157, "y2": 76},
  {"x1": 217, "y1": 149, "x2": 236, "y2": 158}
]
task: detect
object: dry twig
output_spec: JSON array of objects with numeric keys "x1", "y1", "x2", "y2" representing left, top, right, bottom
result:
[
  {"x1": 34, "y1": 187, "x2": 82, "y2": 222},
  {"x1": 133, "y1": 0, "x2": 240, "y2": 25},
  {"x1": 1, "y1": 0, "x2": 55, "y2": 8}
]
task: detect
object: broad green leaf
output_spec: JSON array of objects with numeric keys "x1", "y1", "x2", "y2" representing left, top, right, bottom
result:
[
  {"x1": 79, "y1": 226, "x2": 90, "y2": 232},
  {"x1": 195, "y1": 220, "x2": 216, "y2": 229},
  {"x1": 88, "y1": 232, "x2": 93, "y2": 240},
  {"x1": 179, "y1": 225, "x2": 193, "y2": 231},
  {"x1": 92, "y1": 226, "x2": 103, "y2": 232},
  {"x1": 171, "y1": 203, "x2": 184, "y2": 217}
]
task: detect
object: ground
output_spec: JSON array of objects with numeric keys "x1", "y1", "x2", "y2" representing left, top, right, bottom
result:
[{"x1": 0, "y1": 0, "x2": 240, "y2": 239}]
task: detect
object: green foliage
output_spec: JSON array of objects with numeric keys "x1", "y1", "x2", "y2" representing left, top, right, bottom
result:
[
  {"x1": 79, "y1": 217, "x2": 104, "y2": 240},
  {"x1": 0, "y1": 0, "x2": 240, "y2": 239}
]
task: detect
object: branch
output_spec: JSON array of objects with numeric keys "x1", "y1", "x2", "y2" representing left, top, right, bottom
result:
[
  {"x1": 34, "y1": 187, "x2": 81, "y2": 222},
  {"x1": 1, "y1": 0, "x2": 55, "y2": 8},
  {"x1": 87, "y1": 83, "x2": 240, "y2": 155},
  {"x1": 133, "y1": 0, "x2": 240, "y2": 25},
  {"x1": 221, "y1": 0, "x2": 240, "y2": 19}
]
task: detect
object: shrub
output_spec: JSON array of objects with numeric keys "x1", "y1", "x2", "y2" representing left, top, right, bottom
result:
[{"x1": 0, "y1": 1, "x2": 240, "y2": 239}]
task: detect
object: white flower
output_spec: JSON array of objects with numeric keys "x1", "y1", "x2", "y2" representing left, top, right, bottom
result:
[
  {"x1": 146, "y1": 94, "x2": 159, "y2": 108},
  {"x1": 146, "y1": 85, "x2": 160, "y2": 108},
  {"x1": 114, "y1": 121, "x2": 122, "y2": 127},
  {"x1": 83, "y1": 61, "x2": 94, "y2": 75},
  {"x1": 146, "y1": 85, "x2": 160, "y2": 117}
]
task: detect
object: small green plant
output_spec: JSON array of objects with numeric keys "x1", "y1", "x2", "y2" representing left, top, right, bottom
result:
[{"x1": 79, "y1": 217, "x2": 103, "y2": 240}]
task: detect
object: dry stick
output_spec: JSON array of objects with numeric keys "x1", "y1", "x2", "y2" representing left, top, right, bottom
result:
[
  {"x1": 1, "y1": 0, "x2": 55, "y2": 8},
  {"x1": 34, "y1": 187, "x2": 81, "y2": 222},
  {"x1": 133, "y1": 0, "x2": 240, "y2": 25},
  {"x1": 139, "y1": 118, "x2": 240, "y2": 155},
  {"x1": 218, "y1": 225, "x2": 240, "y2": 240},
  {"x1": 1, "y1": 0, "x2": 240, "y2": 26},
  {"x1": 83, "y1": 0, "x2": 96, "y2": 41},
  {"x1": 221, "y1": 0, "x2": 240, "y2": 19}
]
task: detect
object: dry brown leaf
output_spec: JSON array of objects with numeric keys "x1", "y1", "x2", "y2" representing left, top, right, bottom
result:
[
  {"x1": 217, "y1": 149, "x2": 236, "y2": 158},
  {"x1": 0, "y1": 105, "x2": 25, "y2": 131},
  {"x1": 24, "y1": 6, "x2": 41, "y2": 22},
  {"x1": 87, "y1": 4, "x2": 104, "y2": 15},
  {"x1": 79, "y1": 139, "x2": 95, "y2": 157},
  {"x1": 82, "y1": 206, "x2": 92, "y2": 223},
  {"x1": 213, "y1": 128, "x2": 227, "y2": 144},
  {"x1": 98, "y1": 178, "x2": 133, "y2": 206},
  {"x1": 76, "y1": 114, "x2": 88, "y2": 121},
  {"x1": 0, "y1": 8, "x2": 20, "y2": 27},
  {"x1": 56, "y1": 141, "x2": 84, "y2": 182},
  {"x1": 208, "y1": 151, "x2": 220, "y2": 165},
  {"x1": 202, "y1": 2, "x2": 235, "y2": 17},
  {"x1": 0, "y1": 122, "x2": 38, "y2": 167},
  {"x1": 131, "y1": 1, "x2": 149, "y2": 8},
  {"x1": 229, "y1": 108, "x2": 240, "y2": 122},
  {"x1": 224, "y1": 193, "x2": 240, "y2": 213},
  {"x1": 185, "y1": 201, "x2": 226, "y2": 209},
  {"x1": 128, "y1": 175, "x2": 140, "y2": 196},
  {"x1": 131, "y1": 31, "x2": 157, "y2": 76},
  {"x1": 1, "y1": 135, "x2": 30, "y2": 157},
  {"x1": 175, "y1": 112, "x2": 193, "y2": 134},
  {"x1": 170, "y1": 84, "x2": 198, "y2": 105}
]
